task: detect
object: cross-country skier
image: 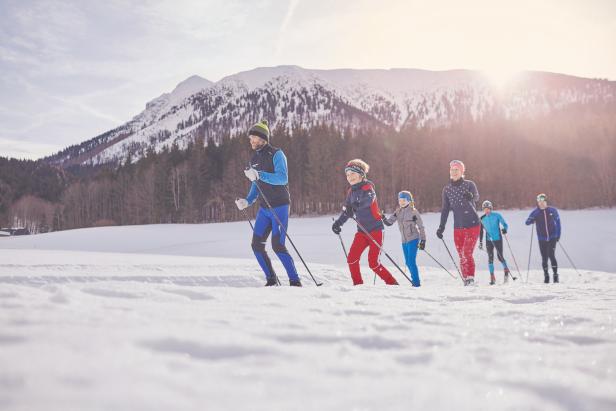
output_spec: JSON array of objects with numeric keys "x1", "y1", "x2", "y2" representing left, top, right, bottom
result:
[
  {"x1": 525, "y1": 193, "x2": 561, "y2": 283},
  {"x1": 235, "y1": 120, "x2": 302, "y2": 287},
  {"x1": 331, "y1": 159, "x2": 398, "y2": 286},
  {"x1": 436, "y1": 160, "x2": 481, "y2": 286},
  {"x1": 478, "y1": 200, "x2": 511, "y2": 285},
  {"x1": 383, "y1": 191, "x2": 426, "y2": 287}
]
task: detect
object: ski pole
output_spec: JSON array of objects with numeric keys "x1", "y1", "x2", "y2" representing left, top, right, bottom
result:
[
  {"x1": 557, "y1": 241, "x2": 581, "y2": 277},
  {"x1": 503, "y1": 233, "x2": 522, "y2": 279},
  {"x1": 251, "y1": 179, "x2": 323, "y2": 286},
  {"x1": 439, "y1": 238, "x2": 464, "y2": 284},
  {"x1": 343, "y1": 206, "x2": 414, "y2": 286},
  {"x1": 332, "y1": 217, "x2": 348, "y2": 259},
  {"x1": 422, "y1": 248, "x2": 457, "y2": 280},
  {"x1": 526, "y1": 224, "x2": 534, "y2": 283},
  {"x1": 240, "y1": 206, "x2": 281, "y2": 286}
]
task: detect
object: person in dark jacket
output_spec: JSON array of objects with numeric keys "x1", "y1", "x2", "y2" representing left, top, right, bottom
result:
[
  {"x1": 383, "y1": 191, "x2": 426, "y2": 287},
  {"x1": 525, "y1": 193, "x2": 561, "y2": 283},
  {"x1": 436, "y1": 160, "x2": 481, "y2": 286},
  {"x1": 235, "y1": 120, "x2": 302, "y2": 287},
  {"x1": 331, "y1": 159, "x2": 398, "y2": 286}
]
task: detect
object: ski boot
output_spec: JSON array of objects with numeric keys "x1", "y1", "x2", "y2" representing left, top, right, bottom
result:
[
  {"x1": 544, "y1": 272, "x2": 550, "y2": 284},
  {"x1": 490, "y1": 274, "x2": 496, "y2": 285},
  {"x1": 504, "y1": 269, "x2": 511, "y2": 284},
  {"x1": 464, "y1": 278, "x2": 475, "y2": 286},
  {"x1": 290, "y1": 279, "x2": 303, "y2": 287},
  {"x1": 553, "y1": 273, "x2": 559, "y2": 283},
  {"x1": 265, "y1": 277, "x2": 278, "y2": 287}
]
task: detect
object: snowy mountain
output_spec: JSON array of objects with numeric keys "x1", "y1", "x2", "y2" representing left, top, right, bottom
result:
[{"x1": 46, "y1": 66, "x2": 616, "y2": 167}]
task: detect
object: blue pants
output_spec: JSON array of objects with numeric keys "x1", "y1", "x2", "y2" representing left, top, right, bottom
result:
[
  {"x1": 402, "y1": 239, "x2": 421, "y2": 287},
  {"x1": 251, "y1": 205, "x2": 299, "y2": 282}
]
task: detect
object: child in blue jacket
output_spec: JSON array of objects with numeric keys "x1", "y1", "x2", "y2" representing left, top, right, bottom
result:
[{"x1": 478, "y1": 200, "x2": 511, "y2": 285}]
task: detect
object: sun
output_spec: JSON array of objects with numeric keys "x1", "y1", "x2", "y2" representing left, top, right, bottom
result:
[{"x1": 481, "y1": 68, "x2": 522, "y2": 89}]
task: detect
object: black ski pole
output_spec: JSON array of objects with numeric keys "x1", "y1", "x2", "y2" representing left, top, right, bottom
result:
[
  {"x1": 557, "y1": 241, "x2": 581, "y2": 277},
  {"x1": 439, "y1": 238, "x2": 464, "y2": 284},
  {"x1": 343, "y1": 206, "x2": 414, "y2": 286},
  {"x1": 240, "y1": 205, "x2": 281, "y2": 286},
  {"x1": 503, "y1": 233, "x2": 522, "y2": 280},
  {"x1": 251, "y1": 179, "x2": 323, "y2": 286},
  {"x1": 526, "y1": 224, "x2": 534, "y2": 283},
  {"x1": 332, "y1": 217, "x2": 348, "y2": 259},
  {"x1": 422, "y1": 248, "x2": 457, "y2": 279}
]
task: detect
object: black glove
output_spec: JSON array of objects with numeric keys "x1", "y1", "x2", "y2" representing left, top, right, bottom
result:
[
  {"x1": 464, "y1": 191, "x2": 474, "y2": 201},
  {"x1": 418, "y1": 240, "x2": 426, "y2": 250},
  {"x1": 478, "y1": 242, "x2": 483, "y2": 250},
  {"x1": 555, "y1": 236, "x2": 560, "y2": 243},
  {"x1": 344, "y1": 205, "x2": 355, "y2": 218},
  {"x1": 501, "y1": 228, "x2": 507, "y2": 235},
  {"x1": 412, "y1": 215, "x2": 417, "y2": 222},
  {"x1": 382, "y1": 216, "x2": 393, "y2": 226},
  {"x1": 436, "y1": 226, "x2": 444, "y2": 239},
  {"x1": 332, "y1": 220, "x2": 342, "y2": 235}
]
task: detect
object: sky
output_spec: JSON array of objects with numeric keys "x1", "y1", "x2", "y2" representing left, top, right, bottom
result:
[{"x1": 1, "y1": 0, "x2": 615, "y2": 160}]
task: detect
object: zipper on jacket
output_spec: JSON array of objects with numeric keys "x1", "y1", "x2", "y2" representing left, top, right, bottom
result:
[{"x1": 543, "y1": 209, "x2": 550, "y2": 238}]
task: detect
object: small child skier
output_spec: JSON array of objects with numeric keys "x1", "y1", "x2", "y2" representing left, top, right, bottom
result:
[
  {"x1": 478, "y1": 200, "x2": 511, "y2": 285},
  {"x1": 383, "y1": 191, "x2": 426, "y2": 287}
]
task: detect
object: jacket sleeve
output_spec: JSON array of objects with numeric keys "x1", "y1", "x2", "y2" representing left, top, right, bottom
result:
[
  {"x1": 246, "y1": 182, "x2": 258, "y2": 205},
  {"x1": 335, "y1": 191, "x2": 352, "y2": 226},
  {"x1": 439, "y1": 186, "x2": 450, "y2": 229},
  {"x1": 258, "y1": 151, "x2": 288, "y2": 185},
  {"x1": 553, "y1": 208, "x2": 561, "y2": 238},
  {"x1": 414, "y1": 210, "x2": 426, "y2": 241},
  {"x1": 383, "y1": 212, "x2": 397, "y2": 226},
  {"x1": 469, "y1": 180, "x2": 480, "y2": 203},
  {"x1": 525, "y1": 208, "x2": 539, "y2": 225},
  {"x1": 499, "y1": 213, "x2": 509, "y2": 231}
]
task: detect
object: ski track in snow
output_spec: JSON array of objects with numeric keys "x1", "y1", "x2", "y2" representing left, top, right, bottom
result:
[{"x1": 1, "y1": 212, "x2": 616, "y2": 410}]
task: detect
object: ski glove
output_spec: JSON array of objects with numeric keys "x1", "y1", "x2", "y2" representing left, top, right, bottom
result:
[
  {"x1": 332, "y1": 220, "x2": 342, "y2": 235},
  {"x1": 244, "y1": 167, "x2": 259, "y2": 181},
  {"x1": 235, "y1": 198, "x2": 249, "y2": 210},
  {"x1": 418, "y1": 240, "x2": 426, "y2": 250},
  {"x1": 344, "y1": 206, "x2": 355, "y2": 218},
  {"x1": 478, "y1": 242, "x2": 483, "y2": 250},
  {"x1": 436, "y1": 226, "x2": 444, "y2": 239},
  {"x1": 501, "y1": 228, "x2": 507, "y2": 235},
  {"x1": 464, "y1": 191, "x2": 474, "y2": 201},
  {"x1": 382, "y1": 216, "x2": 393, "y2": 226}
]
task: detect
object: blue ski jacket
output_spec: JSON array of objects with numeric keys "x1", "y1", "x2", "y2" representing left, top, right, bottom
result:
[
  {"x1": 479, "y1": 212, "x2": 508, "y2": 243},
  {"x1": 525, "y1": 207, "x2": 561, "y2": 242}
]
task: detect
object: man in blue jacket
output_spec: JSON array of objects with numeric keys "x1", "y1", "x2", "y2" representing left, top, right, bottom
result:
[
  {"x1": 479, "y1": 200, "x2": 511, "y2": 285},
  {"x1": 525, "y1": 193, "x2": 561, "y2": 283},
  {"x1": 235, "y1": 120, "x2": 302, "y2": 287}
]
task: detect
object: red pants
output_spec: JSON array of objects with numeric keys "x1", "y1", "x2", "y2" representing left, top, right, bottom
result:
[
  {"x1": 454, "y1": 225, "x2": 480, "y2": 279},
  {"x1": 347, "y1": 230, "x2": 398, "y2": 286}
]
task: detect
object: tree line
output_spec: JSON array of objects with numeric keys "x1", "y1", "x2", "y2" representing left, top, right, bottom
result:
[{"x1": 1, "y1": 102, "x2": 615, "y2": 233}]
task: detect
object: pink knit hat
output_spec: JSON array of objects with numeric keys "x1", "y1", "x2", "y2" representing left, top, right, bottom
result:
[{"x1": 449, "y1": 160, "x2": 465, "y2": 174}]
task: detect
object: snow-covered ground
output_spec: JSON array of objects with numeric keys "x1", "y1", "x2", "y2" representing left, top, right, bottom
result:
[{"x1": 1, "y1": 209, "x2": 615, "y2": 410}]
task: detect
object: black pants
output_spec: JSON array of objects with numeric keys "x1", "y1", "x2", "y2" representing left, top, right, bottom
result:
[
  {"x1": 539, "y1": 239, "x2": 558, "y2": 275},
  {"x1": 486, "y1": 239, "x2": 506, "y2": 264}
]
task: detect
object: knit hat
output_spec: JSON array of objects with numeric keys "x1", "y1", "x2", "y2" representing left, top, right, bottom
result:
[
  {"x1": 248, "y1": 120, "x2": 270, "y2": 142},
  {"x1": 398, "y1": 191, "x2": 414, "y2": 204},
  {"x1": 449, "y1": 160, "x2": 465, "y2": 174},
  {"x1": 536, "y1": 193, "x2": 548, "y2": 202},
  {"x1": 482, "y1": 200, "x2": 493, "y2": 209},
  {"x1": 344, "y1": 159, "x2": 369, "y2": 177}
]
